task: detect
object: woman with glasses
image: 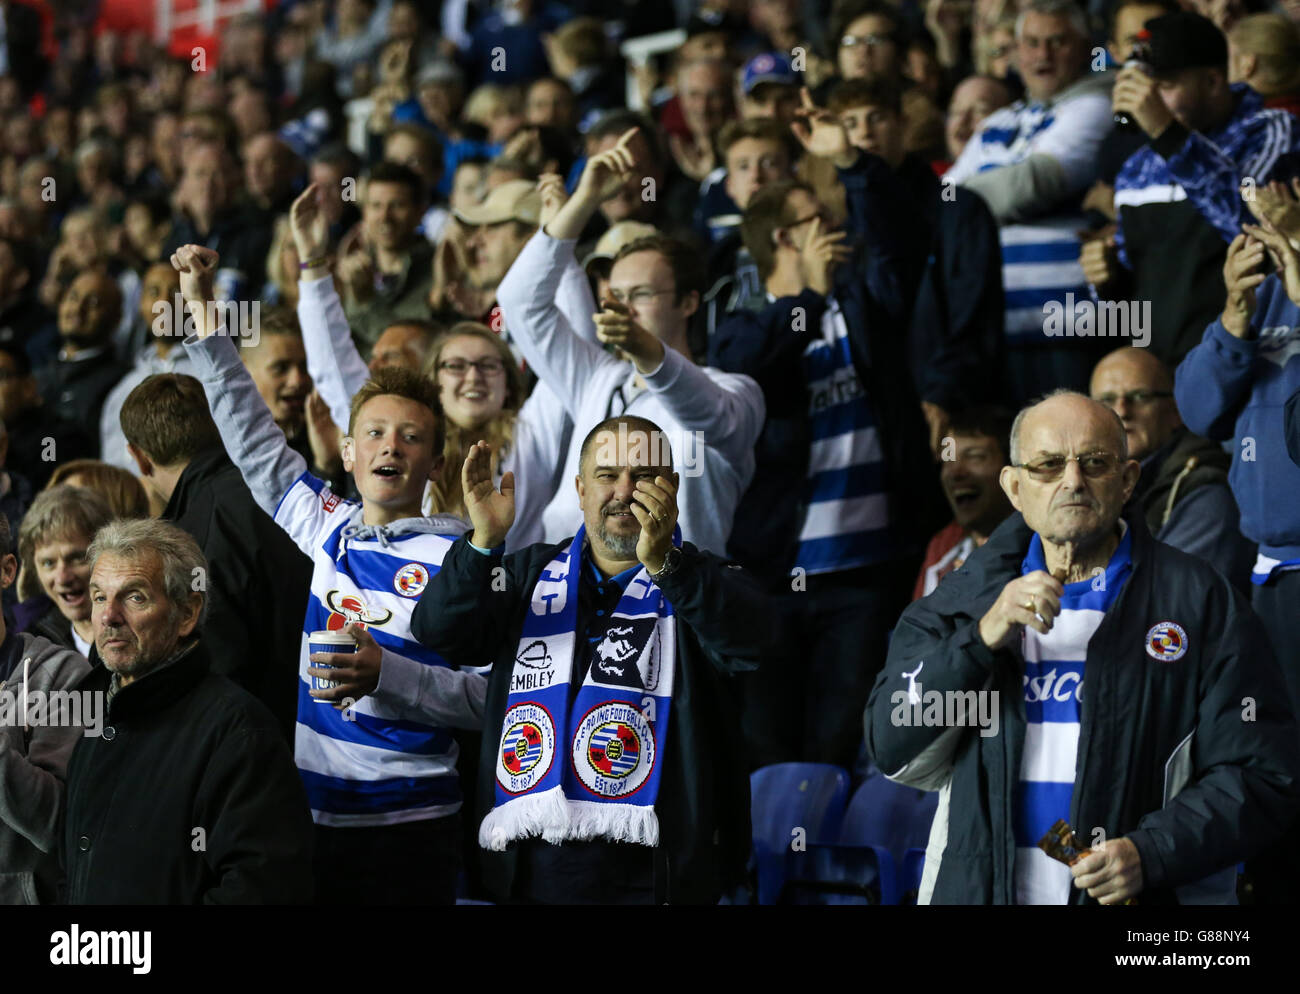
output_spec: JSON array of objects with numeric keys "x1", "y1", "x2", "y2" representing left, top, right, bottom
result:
[{"x1": 290, "y1": 185, "x2": 574, "y2": 549}]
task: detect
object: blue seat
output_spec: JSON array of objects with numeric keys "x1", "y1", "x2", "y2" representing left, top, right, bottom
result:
[
  {"x1": 901, "y1": 847, "x2": 926, "y2": 905},
  {"x1": 778, "y1": 844, "x2": 889, "y2": 905},
  {"x1": 840, "y1": 772, "x2": 939, "y2": 865},
  {"x1": 750, "y1": 763, "x2": 851, "y2": 904}
]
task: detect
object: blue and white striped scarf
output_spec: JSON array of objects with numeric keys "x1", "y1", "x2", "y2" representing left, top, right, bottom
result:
[{"x1": 480, "y1": 526, "x2": 678, "y2": 851}]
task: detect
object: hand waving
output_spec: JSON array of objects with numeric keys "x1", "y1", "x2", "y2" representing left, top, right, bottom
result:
[
  {"x1": 576, "y1": 126, "x2": 639, "y2": 206},
  {"x1": 462, "y1": 440, "x2": 515, "y2": 549},
  {"x1": 289, "y1": 183, "x2": 330, "y2": 263},
  {"x1": 790, "y1": 88, "x2": 857, "y2": 169}
]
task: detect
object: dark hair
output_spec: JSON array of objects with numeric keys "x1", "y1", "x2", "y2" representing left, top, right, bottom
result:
[
  {"x1": 0, "y1": 512, "x2": 11, "y2": 560},
  {"x1": 0, "y1": 235, "x2": 37, "y2": 280},
  {"x1": 946, "y1": 405, "x2": 1014, "y2": 464},
  {"x1": 312, "y1": 141, "x2": 361, "y2": 175},
  {"x1": 0, "y1": 342, "x2": 31, "y2": 377},
  {"x1": 741, "y1": 179, "x2": 813, "y2": 282},
  {"x1": 611, "y1": 235, "x2": 706, "y2": 302},
  {"x1": 364, "y1": 160, "x2": 423, "y2": 204},
  {"x1": 126, "y1": 191, "x2": 172, "y2": 229},
  {"x1": 832, "y1": 0, "x2": 904, "y2": 48},
  {"x1": 578, "y1": 415, "x2": 674, "y2": 475},
  {"x1": 120, "y1": 373, "x2": 223, "y2": 467},
  {"x1": 586, "y1": 110, "x2": 665, "y2": 168},
  {"x1": 718, "y1": 118, "x2": 798, "y2": 162},
  {"x1": 826, "y1": 77, "x2": 903, "y2": 115}
]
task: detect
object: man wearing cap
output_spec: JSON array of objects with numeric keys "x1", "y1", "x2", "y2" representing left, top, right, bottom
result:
[
  {"x1": 583, "y1": 220, "x2": 659, "y2": 304},
  {"x1": 740, "y1": 52, "x2": 802, "y2": 125},
  {"x1": 1082, "y1": 10, "x2": 1300, "y2": 366},
  {"x1": 339, "y1": 162, "x2": 433, "y2": 356}
]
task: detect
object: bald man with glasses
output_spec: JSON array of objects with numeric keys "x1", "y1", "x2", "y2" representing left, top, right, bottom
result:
[
  {"x1": 1090, "y1": 346, "x2": 1252, "y2": 588},
  {"x1": 865, "y1": 389, "x2": 1300, "y2": 905}
]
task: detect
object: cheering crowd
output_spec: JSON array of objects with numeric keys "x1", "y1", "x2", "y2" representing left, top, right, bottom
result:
[{"x1": 1, "y1": 0, "x2": 1300, "y2": 906}]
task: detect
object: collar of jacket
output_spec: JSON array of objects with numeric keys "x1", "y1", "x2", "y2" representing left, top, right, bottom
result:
[
  {"x1": 974, "y1": 503, "x2": 1155, "y2": 590},
  {"x1": 162, "y1": 446, "x2": 233, "y2": 520},
  {"x1": 338, "y1": 513, "x2": 470, "y2": 550},
  {"x1": 92, "y1": 638, "x2": 210, "y2": 724}
]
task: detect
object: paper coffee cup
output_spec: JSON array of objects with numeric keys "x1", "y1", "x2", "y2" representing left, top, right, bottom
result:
[{"x1": 308, "y1": 630, "x2": 358, "y2": 701}]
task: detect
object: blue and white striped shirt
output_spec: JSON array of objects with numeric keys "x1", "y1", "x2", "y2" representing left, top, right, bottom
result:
[
  {"x1": 275, "y1": 473, "x2": 471, "y2": 826},
  {"x1": 795, "y1": 298, "x2": 891, "y2": 575},
  {"x1": 1014, "y1": 523, "x2": 1132, "y2": 904}
]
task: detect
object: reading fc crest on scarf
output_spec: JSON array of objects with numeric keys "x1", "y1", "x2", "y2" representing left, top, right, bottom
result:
[
  {"x1": 479, "y1": 525, "x2": 680, "y2": 851},
  {"x1": 573, "y1": 701, "x2": 656, "y2": 797}
]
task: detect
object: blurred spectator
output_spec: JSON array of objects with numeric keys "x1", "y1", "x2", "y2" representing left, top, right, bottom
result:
[
  {"x1": 525, "y1": 77, "x2": 578, "y2": 133},
  {"x1": 0, "y1": 235, "x2": 49, "y2": 363},
  {"x1": 314, "y1": 0, "x2": 391, "y2": 99},
  {"x1": 15, "y1": 484, "x2": 114, "y2": 655},
  {"x1": 739, "y1": 52, "x2": 802, "y2": 126},
  {"x1": 835, "y1": 0, "x2": 907, "y2": 84},
  {"x1": 943, "y1": 74, "x2": 1014, "y2": 165},
  {"x1": 665, "y1": 59, "x2": 734, "y2": 183},
  {"x1": 242, "y1": 132, "x2": 304, "y2": 226},
  {"x1": 0, "y1": 506, "x2": 89, "y2": 907},
  {"x1": 830, "y1": 78, "x2": 1005, "y2": 431},
  {"x1": 339, "y1": 162, "x2": 433, "y2": 352},
  {"x1": 35, "y1": 270, "x2": 129, "y2": 449},
  {"x1": 1083, "y1": 12, "x2": 1300, "y2": 366},
  {"x1": 541, "y1": 17, "x2": 622, "y2": 124},
  {"x1": 0, "y1": 342, "x2": 93, "y2": 491},
  {"x1": 99, "y1": 262, "x2": 193, "y2": 472},
  {"x1": 710, "y1": 103, "x2": 942, "y2": 766},
  {"x1": 46, "y1": 460, "x2": 150, "y2": 520},
  {"x1": 465, "y1": 0, "x2": 565, "y2": 88},
  {"x1": 946, "y1": 0, "x2": 1114, "y2": 405},
  {"x1": 1091, "y1": 346, "x2": 1252, "y2": 587},
  {"x1": 162, "y1": 140, "x2": 274, "y2": 302},
  {"x1": 1227, "y1": 14, "x2": 1300, "y2": 117},
  {"x1": 381, "y1": 123, "x2": 448, "y2": 242},
  {"x1": 913, "y1": 405, "x2": 1015, "y2": 599}
]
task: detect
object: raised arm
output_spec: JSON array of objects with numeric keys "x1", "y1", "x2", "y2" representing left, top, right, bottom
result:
[
  {"x1": 175, "y1": 246, "x2": 311, "y2": 524},
  {"x1": 292, "y1": 184, "x2": 368, "y2": 432}
]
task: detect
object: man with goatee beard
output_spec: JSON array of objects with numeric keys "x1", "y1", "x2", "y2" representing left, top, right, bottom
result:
[{"x1": 34, "y1": 271, "x2": 128, "y2": 456}]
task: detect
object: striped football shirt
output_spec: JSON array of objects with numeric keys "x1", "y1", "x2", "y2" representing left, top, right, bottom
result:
[
  {"x1": 794, "y1": 297, "x2": 891, "y2": 575},
  {"x1": 1014, "y1": 523, "x2": 1132, "y2": 904},
  {"x1": 275, "y1": 472, "x2": 470, "y2": 827}
]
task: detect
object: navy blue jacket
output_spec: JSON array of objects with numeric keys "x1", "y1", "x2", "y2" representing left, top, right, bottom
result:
[{"x1": 709, "y1": 151, "x2": 945, "y2": 582}]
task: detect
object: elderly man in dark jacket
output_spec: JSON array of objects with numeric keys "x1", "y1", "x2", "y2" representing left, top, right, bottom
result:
[
  {"x1": 121, "y1": 372, "x2": 312, "y2": 741},
  {"x1": 313, "y1": 415, "x2": 776, "y2": 904},
  {"x1": 61, "y1": 519, "x2": 313, "y2": 904},
  {"x1": 865, "y1": 390, "x2": 1299, "y2": 905}
]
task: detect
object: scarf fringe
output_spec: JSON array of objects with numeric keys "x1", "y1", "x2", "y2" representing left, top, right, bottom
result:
[
  {"x1": 478, "y1": 792, "x2": 662, "y2": 850},
  {"x1": 479, "y1": 785, "x2": 570, "y2": 851}
]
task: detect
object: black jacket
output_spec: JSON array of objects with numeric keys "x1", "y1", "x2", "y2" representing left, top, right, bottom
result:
[
  {"x1": 162, "y1": 447, "x2": 313, "y2": 741},
  {"x1": 61, "y1": 640, "x2": 314, "y2": 904},
  {"x1": 865, "y1": 509, "x2": 1300, "y2": 904},
  {"x1": 6, "y1": 404, "x2": 94, "y2": 490},
  {"x1": 411, "y1": 536, "x2": 776, "y2": 904},
  {"x1": 709, "y1": 152, "x2": 946, "y2": 583},
  {"x1": 897, "y1": 154, "x2": 1006, "y2": 411},
  {"x1": 34, "y1": 347, "x2": 129, "y2": 457}
]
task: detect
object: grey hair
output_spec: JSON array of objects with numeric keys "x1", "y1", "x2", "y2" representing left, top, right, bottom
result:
[
  {"x1": 86, "y1": 518, "x2": 209, "y2": 627},
  {"x1": 1015, "y1": 0, "x2": 1090, "y2": 41},
  {"x1": 1009, "y1": 389, "x2": 1128, "y2": 465}
]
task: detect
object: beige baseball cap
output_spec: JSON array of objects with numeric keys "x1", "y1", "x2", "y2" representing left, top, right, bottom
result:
[
  {"x1": 453, "y1": 179, "x2": 542, "y2": 227},
  {"x1": 581, "y1": 220, "x2": 659, "y2": 271}
]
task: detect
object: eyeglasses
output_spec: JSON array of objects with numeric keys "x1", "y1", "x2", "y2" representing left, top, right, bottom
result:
[
  {"x1": 1093, "y1": 390, "x2": 1172, "y2": 408},
  {"x1": 1013, "y1": 452, "x2": 1122, "y2": 482},
  {"x1": 785, "y1": 210, "x2": 832, "y2": 229},
  {"x1": 438, "y1": 357, "x2": 506, "y2": 377},
  {"x1": 605, "y1": 287, "x2": 674, "y2": 306},
  {"x1": 841, "y1": 33, "x2": 896, "y2": 47}
]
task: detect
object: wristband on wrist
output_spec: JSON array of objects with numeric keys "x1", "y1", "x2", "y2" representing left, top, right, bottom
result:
[{"x1": 300, "y1": 255, "x2": 329, "y2": 271}]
